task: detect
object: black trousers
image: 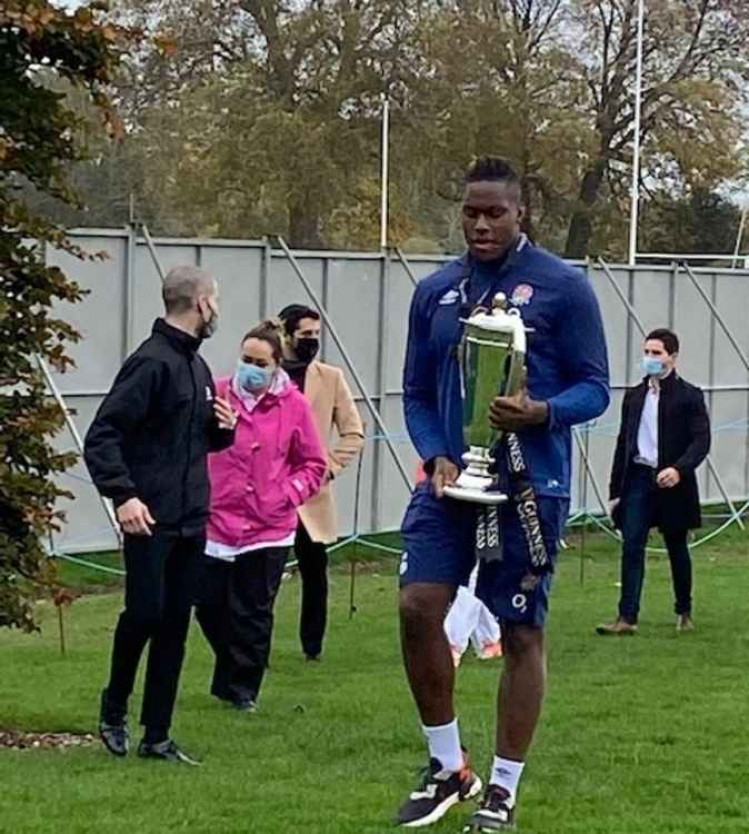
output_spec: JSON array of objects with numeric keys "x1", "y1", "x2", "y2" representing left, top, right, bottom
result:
[
  {"x1": 295, "y1": 522, "x2": 329, "y2": 658},
  {"x1": 618, "y1": 465, "x2": 693, "y2": 624},
  {"x1": 104, "y1": 532, "x2": 203, "y2": 740},
  {"x1": 195, "y1": 547, "x2": 288, "y2": 703}
]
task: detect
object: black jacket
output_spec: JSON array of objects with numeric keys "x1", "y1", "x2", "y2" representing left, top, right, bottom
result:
[
  {"x1": 609, "y1": 372, "x2": 710, "y2": 532},
  {"x1": 84, "y1": 319, "x2": 235, "y2": 537}
]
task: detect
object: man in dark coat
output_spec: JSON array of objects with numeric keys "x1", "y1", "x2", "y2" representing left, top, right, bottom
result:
[
  {"x1": 85, "y1": 265, "x2": 236, "y2": 763},
  {"x1": 597, "y1": 328, "x2": 710, "y2": 636}
]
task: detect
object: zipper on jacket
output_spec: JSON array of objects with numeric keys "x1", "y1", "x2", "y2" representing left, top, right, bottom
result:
[{"x1": 181, "y1": 358, "x2": 198, "y2": 530}]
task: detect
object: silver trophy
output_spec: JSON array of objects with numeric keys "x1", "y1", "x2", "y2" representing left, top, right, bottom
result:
[{"x1": 443, "y1": 292, "x2": 527, "y2": 505}]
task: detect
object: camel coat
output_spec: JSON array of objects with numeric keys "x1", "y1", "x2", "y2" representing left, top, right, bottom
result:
[{"x1": 298, "y1": 361, "x2": 364, "y2": 544}]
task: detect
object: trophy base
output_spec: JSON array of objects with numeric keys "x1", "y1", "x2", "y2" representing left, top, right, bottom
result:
[{"x1": 443, "y1": 472, "x2": 508, "y2": 506}]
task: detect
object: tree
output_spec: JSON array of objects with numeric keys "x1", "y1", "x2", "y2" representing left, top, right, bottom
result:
[
  {"x1": 26, "y1": 0, "x2": 749, "y2": 257},
  {"x1": 106, "y1": 0, "x2": 420, "y2": 247},
  {"x1": 0, "y1": 1, "x2": 129, "y2": 630},
  {"x1": 639, "y1": 187, "x2": 743, "y2": 260},
  {"x1": 564, "y1": 0, "x2": 749, "y2": 258},
  {"x1": 399, "y1": 0, "x2": 585, "y2": 250}
]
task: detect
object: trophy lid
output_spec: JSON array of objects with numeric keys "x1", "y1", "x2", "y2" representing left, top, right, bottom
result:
[{"x1": 492, "y1": 292, "x2": 508, "y2": 311}]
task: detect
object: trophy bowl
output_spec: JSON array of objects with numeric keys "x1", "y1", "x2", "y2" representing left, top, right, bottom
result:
[{"x1": 443, "y1": 292, "x2": 526, "y2": 505}]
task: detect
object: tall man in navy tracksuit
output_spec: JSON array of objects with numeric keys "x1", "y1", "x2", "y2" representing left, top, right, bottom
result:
[{"x1": 396, "y1": 158, "x2": 610, "y2": 831}]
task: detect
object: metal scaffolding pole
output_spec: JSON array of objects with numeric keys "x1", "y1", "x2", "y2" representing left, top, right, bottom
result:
[
  {"x1": 36, "y1": 355, "x2": 122, "y2": 550},
  {"x1": 680, "y1": 262, "x2": 749, "y2": 374},
  {"x1": 141, "y1": 224, "x2": 167, "y2": 282},
  {"x1": 393, "y1": 247, "x2": 420, "y2": 288}
]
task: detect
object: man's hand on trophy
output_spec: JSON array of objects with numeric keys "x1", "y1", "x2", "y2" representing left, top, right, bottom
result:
[
  {"x1": 488, "y1": 387, "x2": 549, "y2": 431},
  {"x1": 431, "y1": 456, "x2": 459, "y2": 499}
]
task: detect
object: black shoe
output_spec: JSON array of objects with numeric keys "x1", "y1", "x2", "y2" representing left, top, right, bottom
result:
[
  {"x1": 305, "y1": 654, "x2": 321, "y2": 663},
  {"x1": 99, "y1": 688, "x2": 129, "y2": 757},
  {"x1": 137, "y1": 739, "x2": 201, "y2": 765},
  {"x1": 100, "y1": 721, "x2": 129, "y2": 757},
  {"x1": 231, "y1": 697, "x2": 258, "y2": 713},
  {"x1": 396, "y1": 756, "x2": 482, "y2": 828},
  {"x1": 463, "y1": 785, "x2": 516, "y2": 831}
]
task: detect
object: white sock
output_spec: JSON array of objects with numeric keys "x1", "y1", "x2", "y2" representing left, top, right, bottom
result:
[
  {"x1": 490, "y1": 756, "x2": 525, "y2": 806},
  {"x1": 422, "y1": 719, "x2": 463, "y2": 773}
]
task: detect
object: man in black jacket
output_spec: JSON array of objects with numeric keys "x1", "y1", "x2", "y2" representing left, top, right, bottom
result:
[
  {"x1": 85, "y1": 265, "x2": 236, "y2": 763},
  {"x1": 597, "y1": 328, "x2": 710, "y2": 636}
]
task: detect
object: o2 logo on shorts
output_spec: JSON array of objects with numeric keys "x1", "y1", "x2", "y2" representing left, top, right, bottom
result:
[
  {"x1": 400, "y1": 552, "x2": 409, "y2": 576},
  {"x1": 511, "y1": 593, "x2": 528, "y2": 613}
]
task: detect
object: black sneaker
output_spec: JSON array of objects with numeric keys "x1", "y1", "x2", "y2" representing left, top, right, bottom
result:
[
  {"x1": 396, "y1": 756, "x2": 482, "y2": 828},
  {"x1": 99, "y1": 688, "x2": 129, "y2": 757},
  {"x1": 137, "y1": 739, "x2": 201, "y2": 766},
  {"x1": 231, "y1": 697, "x2": 258, "y2": 713},
  {"x1": 463, "y1": 785, "x2": 515, "y2": 831}
]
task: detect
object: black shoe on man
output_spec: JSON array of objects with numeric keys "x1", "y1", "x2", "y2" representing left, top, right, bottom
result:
[
  {"x1": 137, "y1": 739, "x2": 201, "y2": 766},
  {"x1": 396, "y1": 755, "x2": 482, "y2": 828},
  {"x1": 231, "y1": 697, "x2": 258, "y2": 713},
  {"x1": 463, "y1": 784, "x2": 516, "y2": 831},
  {"x1": 98, "y1": 688, "x2": 129, "y2": 757}
]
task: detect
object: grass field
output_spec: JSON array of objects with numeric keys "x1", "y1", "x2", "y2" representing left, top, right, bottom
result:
[{"x1": 1, "y1": 523, "x2": 748, "y2": 833}]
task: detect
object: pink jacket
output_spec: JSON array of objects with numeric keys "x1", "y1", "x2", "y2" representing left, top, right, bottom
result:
[{"x1": 206, "y1": 375, "x2": 326, "y2": 549}]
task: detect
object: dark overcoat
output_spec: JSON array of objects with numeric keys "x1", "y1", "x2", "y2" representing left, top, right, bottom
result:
[{"x1": 609, "y1": 373, "x2": 710, "y2": 532}]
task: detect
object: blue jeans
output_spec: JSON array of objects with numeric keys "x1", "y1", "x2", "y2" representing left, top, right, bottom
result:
[{"x1": 618, "y1": 465, "x2": 692, "y2": 624}]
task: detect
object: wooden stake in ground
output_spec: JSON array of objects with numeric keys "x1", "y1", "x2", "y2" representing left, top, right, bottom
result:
[{"x1": 52, "y1": 588, "x2": 79, "y2": 657}]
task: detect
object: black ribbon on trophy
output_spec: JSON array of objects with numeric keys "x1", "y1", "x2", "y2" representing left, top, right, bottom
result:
[
  {"x1": 443, "y1": 291, "x2": 549, "y2": 574},
  {"x1": 474, "y1": 432, "x2": 549, "y2": 571}
]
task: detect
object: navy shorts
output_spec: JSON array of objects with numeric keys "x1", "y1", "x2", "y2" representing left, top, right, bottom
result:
[{"x1": 400, "y1": 482, "x2": 567, "y2": 627}]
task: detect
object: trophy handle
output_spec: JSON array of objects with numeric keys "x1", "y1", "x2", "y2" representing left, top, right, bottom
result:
[{"x1": 505, "y1": 354, "x2": 526, "y2": 396}]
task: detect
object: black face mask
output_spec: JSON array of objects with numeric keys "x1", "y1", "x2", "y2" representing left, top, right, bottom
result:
[{"x1": 294, "y1": 337, "x2": 320, "y2": 364}]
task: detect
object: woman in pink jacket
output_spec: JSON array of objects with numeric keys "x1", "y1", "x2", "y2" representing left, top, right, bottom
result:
[{"x1": 195, "y1": 321, "x2": 326, "y2": 712}]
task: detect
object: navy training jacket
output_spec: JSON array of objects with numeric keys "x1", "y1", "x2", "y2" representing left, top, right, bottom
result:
[{"x1": 403, "y1": 237, "x2": 610, "y2": 499}]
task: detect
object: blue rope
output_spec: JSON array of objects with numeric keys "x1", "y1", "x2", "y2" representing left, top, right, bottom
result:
[{"x1": 51, "y1": 552, "x2": 126, "y2": 577}]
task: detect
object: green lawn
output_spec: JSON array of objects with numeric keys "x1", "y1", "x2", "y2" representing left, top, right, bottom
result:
[{"x1": 1, "y1": 524, "x2": 748, "y2": 833}]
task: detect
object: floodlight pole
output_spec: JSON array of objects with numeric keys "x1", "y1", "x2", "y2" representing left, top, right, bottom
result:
[
  {"x1": 628, "y1": 0, "x2": 645, "y2": 267},
  {"x1": 380, "y1": 94, "x2": 390, "y2": 251},
  {"x1": 732, "y1": 206, "x2": 748, "y2": 269}
]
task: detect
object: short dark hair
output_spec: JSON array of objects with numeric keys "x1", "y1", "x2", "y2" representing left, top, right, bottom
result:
[
  {"x1": 646, "y1": 328, "x2": 679, "y2": 355},
  {"x1": 242, "y1": 320, "x2": 284, "y2": 363},
  {"x1": 278, "y1": 304, "x2": 321, "y2": 337},
  {"x1": 464, "y1": 156, "x2": 520, "y2": 188}
]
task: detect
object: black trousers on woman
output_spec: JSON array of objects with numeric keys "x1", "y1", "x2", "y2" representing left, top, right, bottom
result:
[{"x1": 195, "y1": 547, "x2": 288, "y2": 704}]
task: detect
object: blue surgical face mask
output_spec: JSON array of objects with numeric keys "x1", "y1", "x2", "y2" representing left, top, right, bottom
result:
[
  {"x1": 237, "y1": 361, "x2": 272, "y2": 392},
  {"x1": 641, "y1": 356, "x2": 665, "y2": 377}
]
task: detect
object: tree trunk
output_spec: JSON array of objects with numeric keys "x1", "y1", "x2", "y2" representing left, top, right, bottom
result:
[
  {"x1": 288, "y1": 200, "x2": 323, "y2": 249},
  {"x1": 520, "y1": 173, "x2": 535, "y2": 242},
  {"x1": 564, "y1": 160, "x2": 607, "y2": 259}
]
